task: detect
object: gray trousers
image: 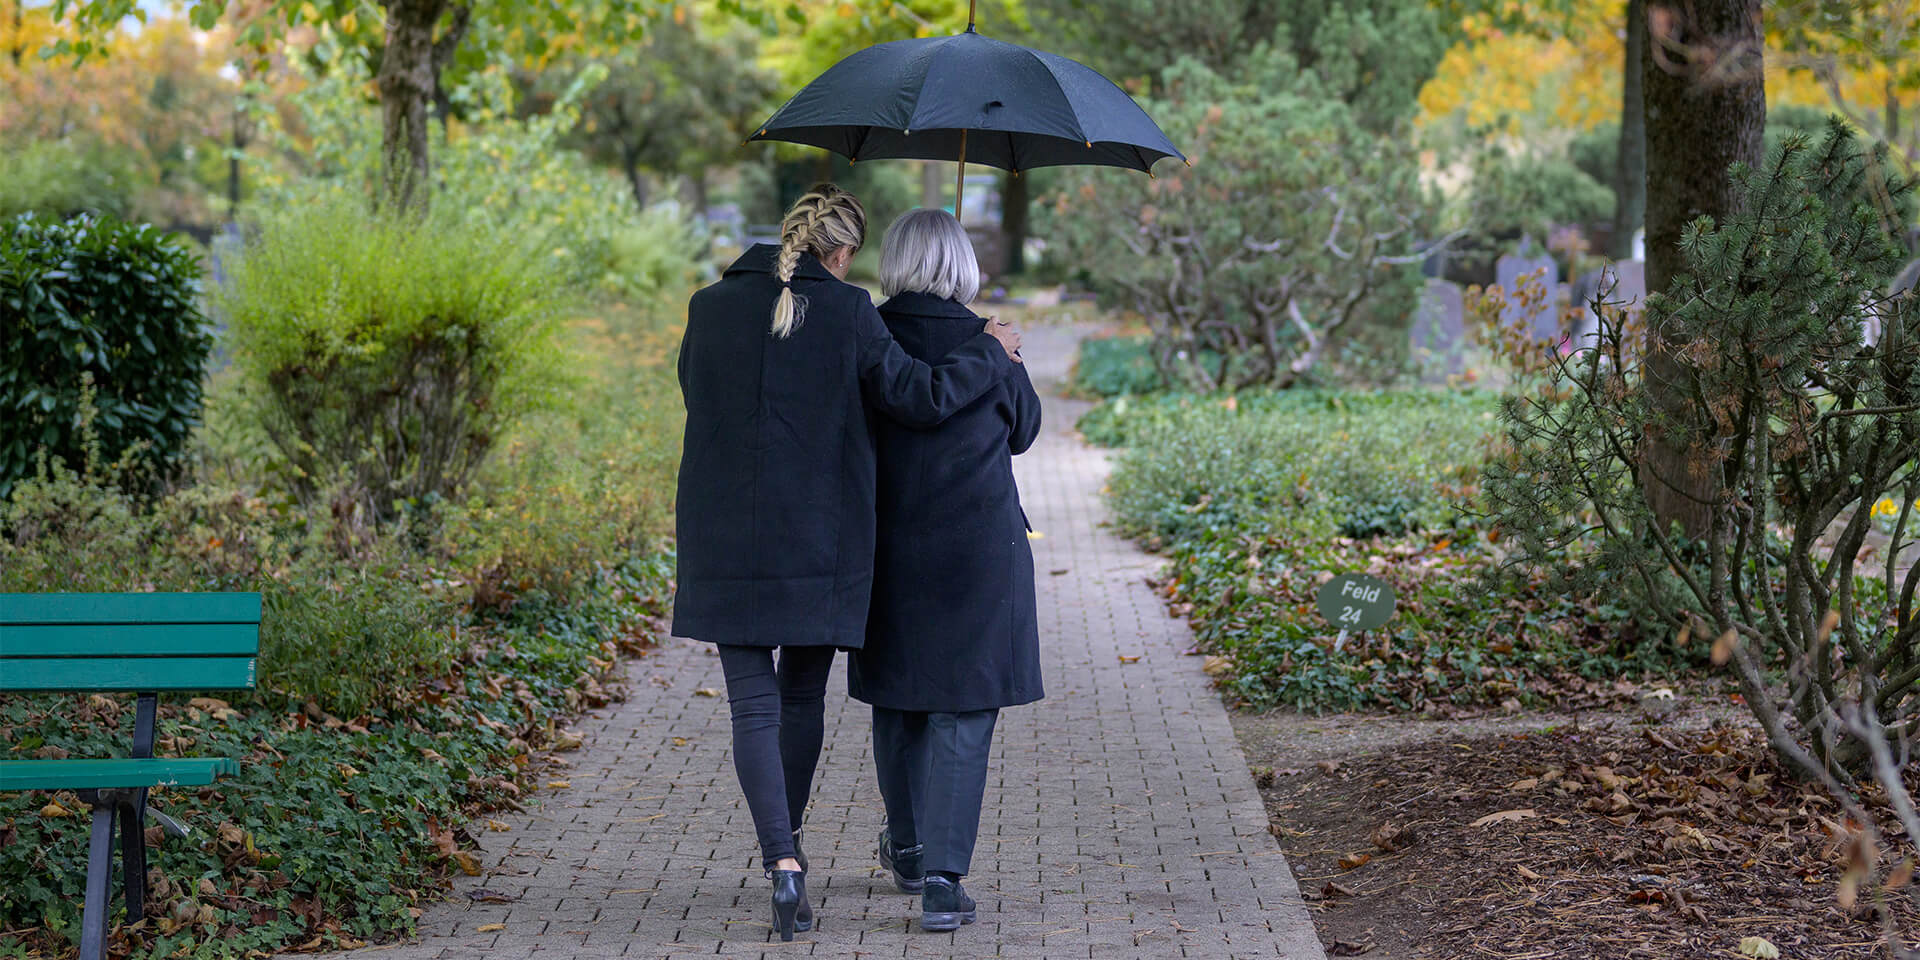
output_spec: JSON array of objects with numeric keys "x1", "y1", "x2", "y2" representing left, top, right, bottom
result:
[{"x1": 871, "y1": 706, "x2": 1000, "y2": 877}]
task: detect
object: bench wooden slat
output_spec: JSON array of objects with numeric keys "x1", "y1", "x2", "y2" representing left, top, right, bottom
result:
[
  {"x1": 0, "y1": 622, "x2": 261, "y2": 658},
  {"x1": 0, "y1": 757, "x2": 239, "y2": 791},
  {"x1": 0, "y1": 656, "x2": 257, "y2": 693},
  {"x1": 0, "y1": 593, "x2": 262, "y2": 626}
]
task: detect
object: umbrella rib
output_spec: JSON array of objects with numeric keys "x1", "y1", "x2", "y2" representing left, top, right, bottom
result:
[{"x1": 1019, "y1": 45, "x2": 1091, "y2": 144}]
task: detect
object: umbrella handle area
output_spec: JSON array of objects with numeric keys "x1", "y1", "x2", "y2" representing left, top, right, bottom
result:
[{"x1": 955, "y1": 128, "x2": 968, "y2": 224}]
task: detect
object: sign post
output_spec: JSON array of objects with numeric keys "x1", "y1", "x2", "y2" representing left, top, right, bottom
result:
[{"x1": 1314, "y1": 574, "x2": 1396, "y2": 650}]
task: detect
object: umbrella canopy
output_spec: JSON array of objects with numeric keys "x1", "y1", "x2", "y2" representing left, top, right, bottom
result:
[{"x1": 748, "y1": 27, "x2": 1183, "y2": 181}]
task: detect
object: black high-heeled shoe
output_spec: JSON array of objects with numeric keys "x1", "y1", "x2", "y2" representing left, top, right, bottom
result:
[
  {"x1": 790, "y1": 830, "x2": 814, "y2": 932},
  {"x1": 769, "y1": 869, "x2": 809, "y2": 942}
]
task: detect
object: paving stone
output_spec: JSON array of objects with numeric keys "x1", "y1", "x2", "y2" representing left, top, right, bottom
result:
[{"x1": 319, "y1": 324, "x2": 1322, "y2": 960}]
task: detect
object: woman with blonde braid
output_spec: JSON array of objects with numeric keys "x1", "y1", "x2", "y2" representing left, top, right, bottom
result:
[{"x1": 673, "y1": 184, "x2": 1022, "y2": 941}]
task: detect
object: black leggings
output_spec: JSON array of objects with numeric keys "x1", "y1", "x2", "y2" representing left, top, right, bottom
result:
[{"x1": 715, "y1": 644, "x2": 837, "y2": 866}]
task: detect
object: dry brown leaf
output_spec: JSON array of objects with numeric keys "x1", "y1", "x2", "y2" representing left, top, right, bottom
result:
[
  {"x1": 693, "y1": 687, "x2": 722, "y2": 698},
  {"x1": 477, "y1": 923, "x2": 506, "y2": 933},
  {"x1": 551, "y1": 730, "x2": 584, "y2": 752},
  {"x1": 1117, "y1": 654, "x2": 1142, "y2": 663},
  {"x1": 485, "y1": 819, "x2": 511, "y2": 832},
  {"x1": 39, "y1": 801, "x2": 71, "y2": 818},
  {"x1": 1507, "y1": 778, "x2": 1539, "y2": 792},
  {"x1": 1738, "y1": 936, "x2": 1780, "y2": 959},
  {"x1": 1469, "y1": 808, "x2": 1538, "y2": 828},
  {"x1": 452, "y1": 851, "x2": 483, "y2": 876},
  {"x1": 1369, "y1": 822, "x2": 1407, "y2": 852},
  {"x1": 1816, "y1": 608, "x2": 1840, "y2": 644},
  {"x1": 1516, "y1": 865, "x2": 1543, "y2": 880},
  {"x1": 1710, "y1": 628, "x2": 1739, "y2": 666},
  {"x1": 1201, "y1": 655, "x2": 1233, "y2": 676},
  {"x1": 1337, "y1": 852, "x2": 1372, "y2": 870},
  {"x1": 546, "y1": 779, "x2": 571, "y2": 789},
  {"x1": 1885, "y1": 858, "x2": 1914, "y2": 891}
]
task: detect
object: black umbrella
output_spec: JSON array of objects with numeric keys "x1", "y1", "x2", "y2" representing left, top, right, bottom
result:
[{"x1": 748, "y1": 7, "x2": 1183, "y2": 215}]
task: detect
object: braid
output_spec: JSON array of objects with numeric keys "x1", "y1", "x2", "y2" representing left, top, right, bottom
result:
[{"x1": 769, "y1": 185, "x2": 867, "y2": 339}]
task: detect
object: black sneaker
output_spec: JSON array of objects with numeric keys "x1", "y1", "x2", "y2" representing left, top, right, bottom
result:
[
  {"x1": 877, "y1": 829, "x2": 925, "y2": 893},
  {"x1": 919, "y1": 875, "x2": 976, "y2": 932}
]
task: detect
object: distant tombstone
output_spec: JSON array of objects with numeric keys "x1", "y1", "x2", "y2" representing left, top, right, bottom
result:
[
  {"x1": 1409, "y1": 279, "x2": 1467, "y2": 377},
  {"x1": 1869, "y1": 258, "x2": 1920, "y2": 346},
  {"x1": 1495, "y1": 252, "x2": 1560, "y2": 340}
]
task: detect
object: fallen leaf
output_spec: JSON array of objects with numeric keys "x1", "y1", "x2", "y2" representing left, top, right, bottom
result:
[
  {"x1": 1316, "y1": 759, "x2": 1342, "y2": 774},
  {"x1": 671, "y1": 736, "x2": 689, "y2": 747},
  {"x1": 546, "y1": 780, "x2": 571, "y2": 790},
  {"x1": 1516, "y1": 865, "x2": 1543, "y2": 880},
  {"x1": 217, "y1": 823, "x2": 247, "y2": 845},
  {"x1": 1738, "y1": 936, "x2": 1780, "y2": 959},
  {"x1": 693, "y1": 687, "x2": 722, "y2": 698},
  {"x1": 452, "y1": 851, "x2": 482, "y2": 876},
  {"x1": 1050, "y1": 568, "x2": 1070, "y2": 575},
  {"x1": 39, "y1": 801, "x2": 71, "y2": 818},
  {"x1": 1470, "y1": 809, "x2": 1538, "y2": 828},
  {"x1": 477, "y1": 923, "x2": 506, "y2": 933},
  {"x1": 1507, "y1": 778, "x2": 1539, "y2": 792},
  {"x1": 1711, "y1": 628, "x2": 1739, "y2": 666},
  {"x1": 1322, "y1": 881, "x2": 1359, "y2": 898},
  {"x1": 1117, "y1": 654, "x2": 1142, "y2": 664},
  {"x1": 1337, "y1": 852, "x2": 1372, "y2": 870},
  {"x1": 1330, "y1": 938, "x2": 1374, "y2": 956},
  {"x1": 1369, "y1": 822, "x2": 1407, "y2": 852},
  {"x1": 551, "y1": 730, "x2": 585, "y2": 751},
  {"x1": 1202, "y1": 655, "x2": 1233, "y2": 676},
  {"x1": 485, "y1": 819, "x2": 511, "y2": 832}
]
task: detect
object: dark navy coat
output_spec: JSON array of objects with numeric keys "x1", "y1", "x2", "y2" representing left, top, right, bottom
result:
[
  {"x1": 672, "y1": 246, "x2": 1012, "y2": 649},
  {"x1": 849, "y1": 291, "x2": 1045, "y2": 712}
]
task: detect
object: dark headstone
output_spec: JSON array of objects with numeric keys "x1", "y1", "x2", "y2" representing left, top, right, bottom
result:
[
  {"x1": 1410, "y1": 279, "x2": 1468, "y2": 378},
  {"x1": 1495, "y1": 252, "x2": 1559, "y2": 340}
]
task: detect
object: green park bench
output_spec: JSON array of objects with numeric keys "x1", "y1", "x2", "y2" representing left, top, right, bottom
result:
[{"x1": 0, "y1": 592, "x2": 261, "y2": 960}]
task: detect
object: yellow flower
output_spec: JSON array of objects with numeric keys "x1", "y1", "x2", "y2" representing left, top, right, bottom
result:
[{"x1": 1871, "y1": 497, "x2": 1898, "y2": 517}]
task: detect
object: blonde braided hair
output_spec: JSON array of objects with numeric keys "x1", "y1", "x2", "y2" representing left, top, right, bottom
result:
[{"x1": 771, "y1": 183, "x2": 867, "y2": 338}]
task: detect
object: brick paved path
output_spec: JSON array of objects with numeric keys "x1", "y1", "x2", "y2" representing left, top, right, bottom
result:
[{"x1": 323, "y1": 324, "x2": 1323, "y2": 960}]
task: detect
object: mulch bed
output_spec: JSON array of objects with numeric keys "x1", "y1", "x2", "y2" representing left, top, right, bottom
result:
[{"x1": 1258, "y1": 721, "x2": 1920, "y2": 959}]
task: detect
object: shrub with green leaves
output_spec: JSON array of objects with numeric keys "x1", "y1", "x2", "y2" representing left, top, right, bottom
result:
[
  {"x1": 216, "y1": 198, "x2": 564, "y2": 519},
  {"x1": 1068, "y1": 334, "x2": 1167, "y2": 397},
  {"x1": 0, "y1": 213, "x2": 211, "y2": 499},
  {"x1": 1043, "y1": 40, "x2": 1435, "y2": 391},
  {"x1": 0, "y1": 140, "x2": 139, "y2": 222},
  {"x1": 1088, "y1": 387, "x2": 1678, "y2": 710}
]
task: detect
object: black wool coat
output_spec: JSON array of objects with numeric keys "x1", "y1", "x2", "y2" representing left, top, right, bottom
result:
[
  {"x1": 848, "y1": 291, "x2": 1045, "y2": 713},
  {"x1": 672, "y1": 245, "x2": 1013, "y2": 649}
]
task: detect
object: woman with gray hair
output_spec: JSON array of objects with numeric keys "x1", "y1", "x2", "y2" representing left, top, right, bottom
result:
[{"x1": 849, "y1": 208, "x2": 1045, "y2": 933}]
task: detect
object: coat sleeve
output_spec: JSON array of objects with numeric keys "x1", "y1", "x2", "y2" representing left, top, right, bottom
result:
[
  {"x1": 857, "y1": 300, "x2": 1012, "y2": 429},
  {"x1": 1006, "y1": 363, "x2": 1043, "y2": 455}
]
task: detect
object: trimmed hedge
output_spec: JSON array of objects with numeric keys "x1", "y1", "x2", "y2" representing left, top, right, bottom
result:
[{"x1": 0, "y1": 214, "x2": 211, "y2": 497}]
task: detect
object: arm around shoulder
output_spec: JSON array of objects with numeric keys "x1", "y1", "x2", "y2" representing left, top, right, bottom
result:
[{"x1": 859, "y1": 305, "x2": 1012, "y2": 428}]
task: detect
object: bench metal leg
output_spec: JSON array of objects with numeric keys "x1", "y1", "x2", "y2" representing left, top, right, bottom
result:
[
  {"x1": 79, "y1": 804, "x2": 114, "y2": 960},
  {"x1": 119, "y1": 789, "x2": 147, "y2": 921}
]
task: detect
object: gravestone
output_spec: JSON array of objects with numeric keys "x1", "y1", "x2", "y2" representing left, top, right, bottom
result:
[
  {"x1": 1494, "y1": 252, "x2": 1560, "y2": 340},
  {"x1": 1869, "y1": 258, "x2": 1920, "y2": 346},
  {"x1": 1409, "y1": 278, "x2": 1467, "y2": 378}
]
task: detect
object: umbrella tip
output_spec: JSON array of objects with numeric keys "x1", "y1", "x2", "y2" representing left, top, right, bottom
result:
[
  {"x1": 1184, "y1": 158, "x2": 1193, "y2": 167},
  {"x1": 1085, "y1": 141, "x2": 1093, "y2": 149}
]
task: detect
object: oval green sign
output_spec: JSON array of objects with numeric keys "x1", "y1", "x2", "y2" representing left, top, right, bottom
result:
[{"x1": 1315, "y1": 574, "x2": 1396, "y2": 632}]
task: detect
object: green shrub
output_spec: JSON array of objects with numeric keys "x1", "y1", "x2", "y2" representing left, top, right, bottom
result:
[
  {"x1": 1099, "y1": 389, "x2": 1494, "y2": 545},
  {"x1": 216, "y1": 198, "x2": 565, "y2": 520},
  {"x1": 1088, "y1": 387, "x2": 1682, "y2": 710},
  {"x1": 1043, "y1": 40, "x2": 1434, "y2": 391},
  {"x1": 1069, "y1": 334, "x2": 1167, "y2": 397},
  {"x1": 0, "y1": 140, "x2": 138, "y2": 221},
  {"x1": 0, "y1": 213, "x2": 211, "y2": 499},
  {"x1": 1467, "y1": 147, "x2": 1616, "y2": 243}
]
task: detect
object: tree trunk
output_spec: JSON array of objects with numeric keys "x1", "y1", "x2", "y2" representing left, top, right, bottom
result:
[
  {"x1": 1612, "y1": 0, "x2": 1648, "y2": 261},
  {"x1": 922, "y1": 160, "x2": 942, "y2": 210},
  {"x1": 1001, "y1": 170, "x2": 1029, "y2": 275},
  {"x1": 622, "y1": 152, "x2": 648, "y2": 211},
  {"x1": 375, "y1": 0, "x2": 468, "y2": 213},
  {"x1": 1639, "y1": 0, "x2": 1765, "y2": 537}
]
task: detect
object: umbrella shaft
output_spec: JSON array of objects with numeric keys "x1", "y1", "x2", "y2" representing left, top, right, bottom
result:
[{"x1": 955, "y1": 129, "x2": 969, "y2": 223}]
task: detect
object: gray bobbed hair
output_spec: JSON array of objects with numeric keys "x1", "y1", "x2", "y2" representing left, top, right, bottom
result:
[{"x1": 879, "y1": 208, "x2": 980, "y2": 304}]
